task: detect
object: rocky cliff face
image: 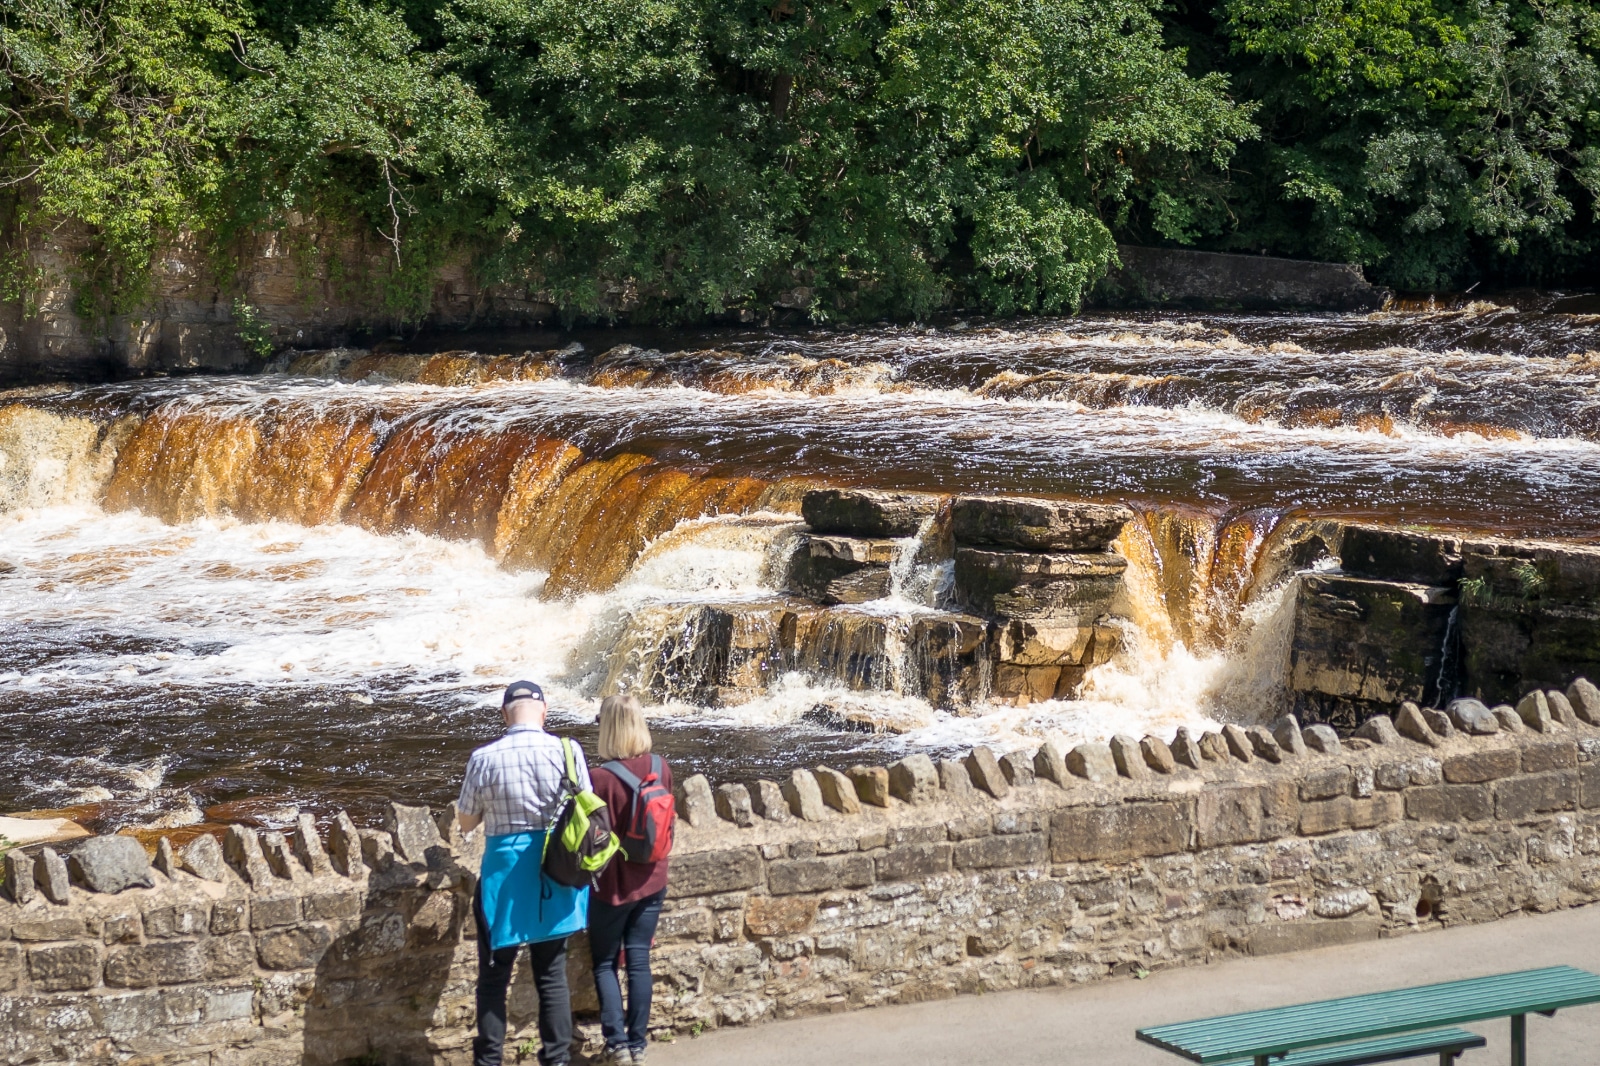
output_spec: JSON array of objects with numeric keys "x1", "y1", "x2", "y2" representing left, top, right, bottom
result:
[
  {"x1": 0, "y1": 224, "x2": 557, "y2": 385},
  {"x1": 1288, "y1": 525, "x2": 1600, "y2": 719},
  {"x1": 0, "y1": 241, "x2": 1387, "y2": 384}
]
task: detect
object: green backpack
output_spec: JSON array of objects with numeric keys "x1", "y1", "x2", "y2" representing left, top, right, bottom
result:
[{"x1": 542, "y1": 738, "x2": 621, "y2": 888}]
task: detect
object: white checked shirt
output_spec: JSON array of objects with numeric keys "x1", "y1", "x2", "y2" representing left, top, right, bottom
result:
[{"x1": 457, "y1": 725, "x2": 592, "y2": 837}]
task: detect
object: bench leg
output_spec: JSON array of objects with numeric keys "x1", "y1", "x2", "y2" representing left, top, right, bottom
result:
[{"x1": 1511, "y1": 1013, "x2": 1526, "y2": 1066}]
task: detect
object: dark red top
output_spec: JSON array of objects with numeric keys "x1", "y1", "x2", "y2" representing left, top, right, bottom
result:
[{"x1": 591, "y1": 754, "x2": 673, "y2": 907}]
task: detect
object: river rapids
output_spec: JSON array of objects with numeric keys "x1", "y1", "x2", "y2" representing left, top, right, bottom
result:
[{"x1": 1, "y1": 299, "x2": 1597, "y2": 834}]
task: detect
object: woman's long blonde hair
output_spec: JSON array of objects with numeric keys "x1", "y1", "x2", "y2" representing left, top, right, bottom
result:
[{"x1": 597, "y1": 694, "x2": 652, "y2": 760}]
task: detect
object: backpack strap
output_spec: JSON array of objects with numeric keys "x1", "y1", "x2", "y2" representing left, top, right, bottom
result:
[
  {"x1": 649, "y1": 754, "x2": 663, "y2": 781},
  {"x1": 602, "y1": 759, "x2": 644, "y2": 792},
  {"x1": 560, "y1": 737, "x2": 583, "y2": 793}
]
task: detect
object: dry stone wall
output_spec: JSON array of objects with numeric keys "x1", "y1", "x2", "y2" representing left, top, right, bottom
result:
[{"x1": 5, "y1": 690, "x2": 1600, "y2": 1066}]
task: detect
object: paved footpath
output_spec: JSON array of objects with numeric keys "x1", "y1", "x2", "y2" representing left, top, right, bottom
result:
[{"x1": 652, "y1": 904, "x2": 1600, "y2": 1065}]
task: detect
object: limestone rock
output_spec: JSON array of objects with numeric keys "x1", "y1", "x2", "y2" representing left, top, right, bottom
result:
[
  {"x1": 1109, "y1": 735, "x2": 1149, "y2": 779},
  {"x1": 714, "y1": 783, "x2": 757, "y2": 827},
  {"x1": 224, "y1": 826, "x2": 275, "y2": 886},
  {"x1": 806, "y1": 534, "x2": 897, "y2": 565},
  {"x1": 327, "y1": 811, "x2": 366, "y2": 878},
  {"x1": 1546, "y1": 690, "x2": 1578, "y2": 728},
  {"x1": 888, "y1": 754, "x2": 939, "y2": 805},
  {"x1": 938, "y1": 758, "x2": 974, "y2": 798},
  {"x1": 293, "y1": 813, "x2": 334, "y2": 876},
  {"x1": 1140, "y1": 736, "x2": 1177, "y2": 775},
  {"x1": 964, "y1": 746, "x2": 1010, "y2": 798},
  {"x1": 66, "y1": 835, "x2": 153, "y2": 893},
  {"x1": 1456, "y1": 543, "x2": 1600, "y2": 705},
  {"x1": 1199, "y1": 731, "x2": 1229, "y2": 762},
  {"x1": 1032, "y1": 741, "x2": 1070, "y2": 787},
  {"x1": 433, "y1": 801, "x2": 462, "y2": 847},
  {"x1": 1246, "y1": 727, "x2": 1284, "y2": 763},
  {"x1": 1272, "y1": 715, "x2": 1308, "y2": 757},
  {"x1": 1395, "y1": 703, "x2": 1441, "y2": 747},
  {"x1": 787, "y1": 546, "x2": 892, "y2": 604},
  {"x1": 1447, "y1": 698, "x2": 1499, "y2": 735},
  {"x1": 750, "y1": 780, "x2": 793, "y2": 822},
  {"x1": 1354, "y1": 715, "x2": 1401, "y2": 746},
  {"x1": 384, "y1": 802, "x2": 443, "y2": 863},
  {"x1": 1000, "y1": 750, "x2": 1036, "y2": 786},
  {"x1": 675, "y1": 774, "x2": 719, "y2": 828},
  {"x1": 1223, "y1": 724, "x2": 1255, "y2": 763},
  {"x1": 0, "y1": 815, "x2": 89, "y2": 847},
  {"x1": 5, "y1": 849, "x2": 35, "y2": 904},
  {"x1": 1314, "y1": 887, "x2": 1375, "y2": 919},
  {"x1": 36, "y1": 846, "x2": 70, "y2": 904},
  {"x1": 180, "y1": 834, "x2": 228, "y2": 882},
  {"x1": 153, "y1": 837, "x2": 177, "y2": 878},
  {"x1": 1303, "y1": 724, "x2": 1342, "y2": 754},
  {"x1": 994, "y1": 618, "x2": 1096, "y2": 667},
  {"x1": 1288, "y1": 574, "x2": 1456, "y2": 720},
  {"x1": 1338, "y1": 525, "x2": 1464, "y2": 585},
  {"x1": 358, "y1": 829, "x2": 395, "y2": 872},
  {"x1": 1493, "y1": 705, "x2": 1525, "y2": 733},
  {"x1": 801, "y1": 488, "x2": 942, "y2": 538},
  {"x1": 1420, "y1": 707, "x2": 1457, "y2": 739},
  {"x1": 1567, "y1": 677, "x2": 1600, "y2": 724},
  {"x1": 782, "y1": 769, "x2": 827, "y2": 822},
  {"x1": 260, "y1": 831, "x2": 305, "y2": 882},
  {"x1": 846, "y1": 765, "x2": 890, "y2": 807},
  {"x1": 1171, "y1": 727, "x2": 1204, "y2": 769},
  {"x1": 1517, "y1": 690, "x2": 1554, "y2": 733},
  {"x1": 949, "y1": 496, "x2": 1132, "y2": 552},
  {"x1": 814, "y1": 767, "x2": 861, "y2": 815},
  {"x1": 1066, "y1": 743, "x2": 1116, "y2": 783},
  {"x1": 953, "y1": 548, "x2": 1126, "y2": 619}
]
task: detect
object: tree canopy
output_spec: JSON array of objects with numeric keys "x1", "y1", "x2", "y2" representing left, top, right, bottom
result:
[{"x1": 0, "y1": 0, "x2": 1594, "y2": 325}]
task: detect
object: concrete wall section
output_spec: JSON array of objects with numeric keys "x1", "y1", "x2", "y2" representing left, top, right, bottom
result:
[{"x1": 3, "y1": 712, "x2": 1600, "y2": 1065}]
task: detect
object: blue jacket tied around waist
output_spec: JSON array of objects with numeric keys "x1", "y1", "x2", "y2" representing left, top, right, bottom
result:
[{"x1": 479, "y1": 829, "x2": 588, "y2": 950}]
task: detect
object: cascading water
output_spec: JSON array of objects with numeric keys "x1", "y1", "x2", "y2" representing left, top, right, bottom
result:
[{"x1": 4, "y1": 303, "x2": 1600, "y2": 831}]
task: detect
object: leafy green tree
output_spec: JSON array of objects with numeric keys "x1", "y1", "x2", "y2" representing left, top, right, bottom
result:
[
  {"x1": 1215, "y1": 0, "x2": 1600, "y2": 287},
  {"x1": 443, "y1": 0, "x2": 1253, "y2": 321},
  {"x1": 222, "y1": 1, "x2": 494, "y2": 314},
  {"x1": 0, "y1": 0, "x2": 245, "y2": 313}
]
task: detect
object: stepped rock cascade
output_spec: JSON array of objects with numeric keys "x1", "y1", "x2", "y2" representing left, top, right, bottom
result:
[{"x1": 4, "y1": 308, "x2": 1600, "y2": 832}]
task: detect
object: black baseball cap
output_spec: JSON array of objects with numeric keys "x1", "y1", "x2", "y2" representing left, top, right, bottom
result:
[{"x1": 502, "y1": 680, "x2": 546, "y2": 706}]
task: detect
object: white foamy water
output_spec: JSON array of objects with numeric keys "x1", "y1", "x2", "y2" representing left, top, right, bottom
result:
[{"x1": 0, "y1": 501, "x2": 1290, "y2": 763}]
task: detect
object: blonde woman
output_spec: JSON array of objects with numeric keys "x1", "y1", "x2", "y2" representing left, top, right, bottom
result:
[{"x1": 588, "y1": 695, "x2": 676, "y2": 1065}]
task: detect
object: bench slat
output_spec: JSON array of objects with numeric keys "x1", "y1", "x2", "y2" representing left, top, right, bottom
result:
[
  {"x1": 1137, "y1": 966, "x2": 1600, "y2": 1063},
  {"x1": 1240, "y1": 1028, "x2": 1486, "y2": 1066}
]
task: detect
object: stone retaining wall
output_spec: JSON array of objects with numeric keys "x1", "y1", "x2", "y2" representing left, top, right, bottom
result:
[{"x1": 5, "y1": 693, "x2": 1600, "y2": 1066}]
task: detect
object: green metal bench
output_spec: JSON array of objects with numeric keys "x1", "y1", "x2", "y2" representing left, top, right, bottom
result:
[
  {"x1": 1243, "y1": 1029, "x2": 1483, "y2": 1066},
  {"x1": 1136, "y1": 965, "x2": 1600, "y2": 1066}
]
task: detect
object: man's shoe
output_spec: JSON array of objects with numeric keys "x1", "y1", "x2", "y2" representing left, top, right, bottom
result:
[
  {"x1": 628, "y1": 1047, "x2": 647, "y2": 1066},
  {"x1": 596, "y1": 1047, "x2": 630, "y2": 1066}
]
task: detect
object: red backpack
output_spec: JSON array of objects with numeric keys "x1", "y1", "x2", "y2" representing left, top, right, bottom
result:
[{"x1": 602, "y1": 755, "x2": 675, "y2": 863}]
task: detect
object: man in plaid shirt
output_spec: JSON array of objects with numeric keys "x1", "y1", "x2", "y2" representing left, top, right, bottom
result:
[{"x1": 458, "y1": 681, "x2": 593, "y2": 1066}]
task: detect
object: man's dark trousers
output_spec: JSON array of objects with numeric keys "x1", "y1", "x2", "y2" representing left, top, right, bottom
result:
[{"x1": 473, "y1": 891, "x2": 572, "y2": 1066}]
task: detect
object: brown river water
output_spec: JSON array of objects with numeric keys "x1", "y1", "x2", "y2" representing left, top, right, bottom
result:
[{"x1": 1, "y1": 300, "x2": 1596, "y2": 835}]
